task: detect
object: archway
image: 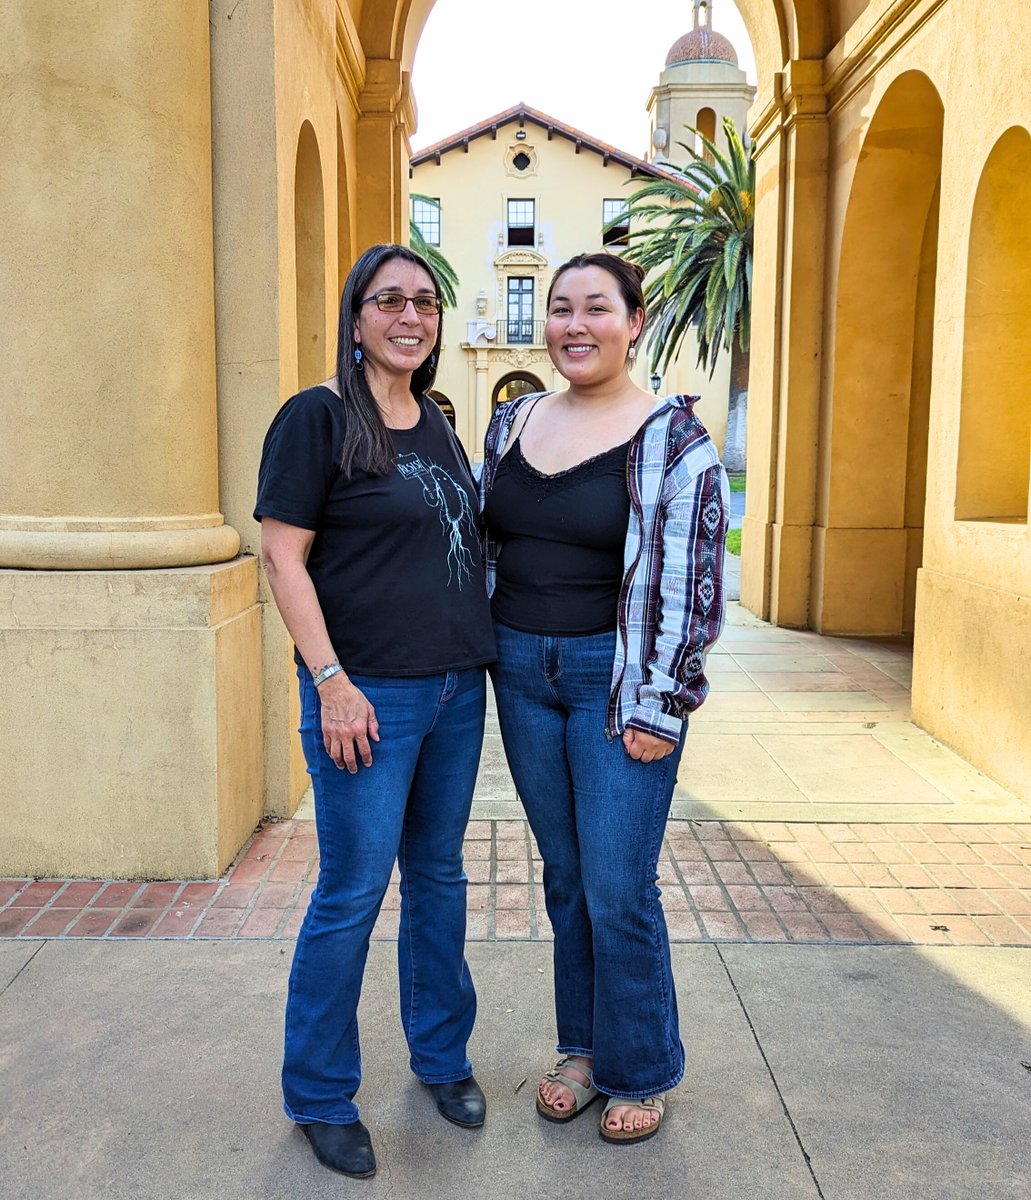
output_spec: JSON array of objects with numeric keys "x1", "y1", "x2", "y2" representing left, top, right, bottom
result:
[
  {"x1": 492, "y1": 372, "x2": 545, "y2": 410},
  {"x1": 294, "y1": 121, "x2": 326, "y2": 390},
  {"x1": 429, "y1": 389, "x2": 456, "y2": 428},
  {"x1": 955, "y1": 127, "x2": 1031, "y2": 523},
  {"x1": 813, "y1": 71, "x2": 944, "y2": 635}
]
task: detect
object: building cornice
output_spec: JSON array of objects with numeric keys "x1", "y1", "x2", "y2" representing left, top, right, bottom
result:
[
  {"x1": 335, "y1": 2, "x2": 366, "y2": 114},
  {"x1": 749, "y1": 0, "x2": 949, "y2": 151},
  {"x1": 823, "y1": 0, "x2": 950, "y2": 114},
  {"x1": 750, "y1": 59, "x2": 827, "y2": 156},
  {"x1": 410, "y1": 103, "x2": 679, "y2": 182}
]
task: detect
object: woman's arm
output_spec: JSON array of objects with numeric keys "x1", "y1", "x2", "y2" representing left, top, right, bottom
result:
[
  {"x1": 626, "y1": 461, "x2": 729, "y2": 750},
  {"x1": 261, "y1": 517, "x2": 379, "y2": 774}
]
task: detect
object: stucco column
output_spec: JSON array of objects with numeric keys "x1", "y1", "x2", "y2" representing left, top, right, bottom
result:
[
  {"x1": 0, "y1": 2, "x2": 261, "y2": 879},
  {"x1": 355, "y1": 59, "x2": 408, "y2": 252},
  {"x1": 474, "y1": 353, "x2": 491, "y2": 452},
  {"x1": 741, "y1": 62, "x2": 828, "y2": 626},
  {"x1": 0, "y1": 1, "x2": 238, "y2": 569}
]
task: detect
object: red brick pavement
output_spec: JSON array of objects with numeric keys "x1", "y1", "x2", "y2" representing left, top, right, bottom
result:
[{"x1": 2, "y1": 817, "x2": 1030, "y2": 947}]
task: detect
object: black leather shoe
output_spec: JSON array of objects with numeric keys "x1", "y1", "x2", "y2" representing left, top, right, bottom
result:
[
  {"x1": 299, "y1": 1120, "x2": 376, "y2": 1178},
  {"x1": 427, "y1": 1076, "x2": 486, "y2": 1128}
]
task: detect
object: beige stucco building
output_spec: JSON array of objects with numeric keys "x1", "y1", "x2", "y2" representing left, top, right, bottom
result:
[
  {"x1": 410, "y1": 102, "x2": 741, "y2": 461},
  {"x1": 409, "y1": 5, "x2": 756, "y2": 467},
  {"x1": 2, "y1": 0, "x2": 1028, "y2": 880}
]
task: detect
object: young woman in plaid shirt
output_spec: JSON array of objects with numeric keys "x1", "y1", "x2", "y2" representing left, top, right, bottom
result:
[{"x1": 480, "y1": 253, "x2": 728, "y2": 1144}]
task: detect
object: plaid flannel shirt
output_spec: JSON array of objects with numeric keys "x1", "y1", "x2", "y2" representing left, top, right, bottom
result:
[{"x1": 479, "y1": 392, "x2": 729, "y2": 743}]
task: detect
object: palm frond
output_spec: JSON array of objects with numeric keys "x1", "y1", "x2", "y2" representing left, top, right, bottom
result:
[{"x1": 622, "y1": 117, "x2": 755, "y2": 377}]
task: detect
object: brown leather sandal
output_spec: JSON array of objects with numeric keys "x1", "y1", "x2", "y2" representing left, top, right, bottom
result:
[{"x1": 598, "y1": 1094, "x2": 666, "y2": 1144}]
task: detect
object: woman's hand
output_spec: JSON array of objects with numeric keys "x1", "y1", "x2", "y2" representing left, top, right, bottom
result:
[
  {"x1": 317, "y1": 673, "x2": 380, "y2": 773},
  {"x1": 622, "y1": 728, "x2": 677, "y2": 763}
]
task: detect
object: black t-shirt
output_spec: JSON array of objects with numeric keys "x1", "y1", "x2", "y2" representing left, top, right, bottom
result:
[{"x1": 254, "y1": 386, "x2": 495, "y2": 676}]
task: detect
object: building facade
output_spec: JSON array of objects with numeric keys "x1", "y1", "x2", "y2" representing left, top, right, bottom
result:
[
  {"x1": 411, "y1": 103, "x2": 739, "y2": 461},
  {"x1": 2, "y1": 0, "x2": 1029, "y2": 879}
]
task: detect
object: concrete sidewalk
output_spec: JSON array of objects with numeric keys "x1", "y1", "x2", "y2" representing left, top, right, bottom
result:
[{"x1": 2, "y1": 939, "x2": 1028, "y2": 1200}]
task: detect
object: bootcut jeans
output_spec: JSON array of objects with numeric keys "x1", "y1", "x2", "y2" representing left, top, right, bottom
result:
[
  {"x1": 491, "y1": 621, "x2": 686, "y2": 1099},
  {"x1": 281, "y1": 665, "x2": 486, "y2": 1126}
]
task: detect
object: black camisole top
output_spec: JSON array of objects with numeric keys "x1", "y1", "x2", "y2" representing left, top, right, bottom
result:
[{"x1": 483, "y1": 428, "x2": 632, "y2": 636}]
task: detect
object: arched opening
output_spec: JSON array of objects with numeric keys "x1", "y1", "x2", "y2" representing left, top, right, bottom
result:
[
  {"x1": 492, "y1": 372, "x2": 545, "y2": 409},
  {"x1": 429, "y1": 389, "x2": 456, "y2": 428},
  {"x1": 814, "y1": 71, "x2": 944, "y2": 636},
  {"x1": 696, "y1": 106, "x2": 717, "y2": 160},
  {"x1": 955, "y1": 127, "x2": 1031, "y2": 523},
  {"x1": 294, "y1": 121, "x2": 326, "y2": 391},
  {"x1": 336, "y1": 112, "x2": 352, "y2": 301}
]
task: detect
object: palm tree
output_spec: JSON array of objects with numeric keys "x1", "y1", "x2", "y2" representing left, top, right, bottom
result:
[
  {"x1": 409, "y1": 194, "x2": 460, "y2": 309},
  {"x1": 620, "y1": 117, "x2": 754, "y2": 402}
]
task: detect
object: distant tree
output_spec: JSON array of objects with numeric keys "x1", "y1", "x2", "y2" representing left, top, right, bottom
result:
[
  {"x1": 620, "y1": 116, "x2": 754, "y2": 402},
  {"x1": 409, "y1": 194, "x2": 460, "y2": 308}
]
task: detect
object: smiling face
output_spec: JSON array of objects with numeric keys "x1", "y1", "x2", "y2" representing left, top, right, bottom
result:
[
  {"x1": 353, "y1": 258, "x2": 440, "y2": 384},
  {"x1": 544, "y1": 265, "x2": 645, "y2": 387}
]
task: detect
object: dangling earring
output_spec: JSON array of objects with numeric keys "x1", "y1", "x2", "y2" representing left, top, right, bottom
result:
[
  {"x1": 354, "y1": 347, "x2": 364, "y2": 372},
  {"x1": 627, "y1": 341, "x2": 638, "y2": 367}
]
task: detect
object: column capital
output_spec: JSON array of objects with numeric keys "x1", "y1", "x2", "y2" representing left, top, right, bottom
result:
[{"x1": 751, "y1": 60, "x2": 827, "y2": 154}]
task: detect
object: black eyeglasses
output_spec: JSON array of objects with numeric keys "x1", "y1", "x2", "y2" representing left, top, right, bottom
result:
[{"x1": 359, "y1": 292, "x2": 442, "y2": 315}]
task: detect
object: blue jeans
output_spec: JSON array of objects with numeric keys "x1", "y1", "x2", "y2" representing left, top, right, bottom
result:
[
  {"x1": 282, "y1": 666, "x2": 486, "y2": 1125},
  {"x1": 491, "y1": 622, "x2": 686, "y2": 1099}
]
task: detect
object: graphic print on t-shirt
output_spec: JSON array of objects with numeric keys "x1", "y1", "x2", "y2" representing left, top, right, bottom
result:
[{"x1": 396, "y1": 452, "x2": 476, "y2": 588}]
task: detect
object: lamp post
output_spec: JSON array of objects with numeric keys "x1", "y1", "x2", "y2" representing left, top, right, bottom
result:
[{"x1": 650, "y1": 371, "x2": 661, "y2": 394}]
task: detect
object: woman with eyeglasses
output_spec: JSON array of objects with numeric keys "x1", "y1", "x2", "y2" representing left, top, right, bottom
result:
[{"x1": 255, "y1": 244, "x2": 495, "y2": 1179}]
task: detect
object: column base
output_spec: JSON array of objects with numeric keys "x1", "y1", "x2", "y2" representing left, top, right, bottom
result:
[
  {"x1": 811, "y1": 526, "x2": 908, "y2": 635},
  {"x1": 0, "y1": 515, "x2": 241, "y2": 570},
  {"x1": 0, "y1": 558, "x2": 263, "y2": 879}
]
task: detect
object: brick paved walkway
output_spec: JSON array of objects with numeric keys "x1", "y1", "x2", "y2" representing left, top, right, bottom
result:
[{"x1": 2, "y1": 816, "x2": 1029, "y2": 946}]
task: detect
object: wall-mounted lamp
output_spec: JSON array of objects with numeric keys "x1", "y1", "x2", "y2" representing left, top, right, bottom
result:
[
  {"x1": 650, "y1": 371, "x2": 662, "y2": 394},
  {"x1": 515, "y1": 128, "x2": 527, "y2": 140}
]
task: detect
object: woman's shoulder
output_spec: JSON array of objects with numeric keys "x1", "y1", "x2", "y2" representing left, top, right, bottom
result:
[
  {"x1": 638, "y1": 395, "x2": 722, "y2": 472},
  {"x1": 485, "y1": 390, "x2": 548, "y2": 450},
  {"x1": 283, "y1": 382, "x2": 342, "y2": 412},
  {"x1": 272, "y1": 383, "x2": 344, "y2": 428},
  {"x1": 261, "y1": 384, "x2": 346, "y2": 459}
]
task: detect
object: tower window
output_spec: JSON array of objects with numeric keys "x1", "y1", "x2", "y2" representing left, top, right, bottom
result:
[{"x1": 512, "y1": 152, "x2": 531, "y2": 171}]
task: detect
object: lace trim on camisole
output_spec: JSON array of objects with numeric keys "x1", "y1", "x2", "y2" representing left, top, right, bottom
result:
[{"x1": 505, "y1": 435, "x2": 631, "y2": 498}]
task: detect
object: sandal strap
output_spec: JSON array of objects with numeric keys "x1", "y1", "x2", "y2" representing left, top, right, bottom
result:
[
  {"x1": 540, "y1": 1057, "x2": 598, "y2": 1110},
  {"x1": 601, "y1": 1094, "x2": 666, "y2": 1116}
]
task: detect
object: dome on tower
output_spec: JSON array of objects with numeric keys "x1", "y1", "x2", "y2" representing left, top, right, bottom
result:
[{"x1": 665, "y1": 26, "x2": 738, "y2": 67}]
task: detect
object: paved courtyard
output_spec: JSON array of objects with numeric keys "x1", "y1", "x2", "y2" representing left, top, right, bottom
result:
[{"x1": 2, "y1": 602, "x2": 1029, "y2": 1200}]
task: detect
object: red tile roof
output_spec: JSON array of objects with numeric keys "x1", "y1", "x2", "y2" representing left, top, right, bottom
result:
[{"x1": 410, "y1": 102, "x2": 684, "y2": 183}]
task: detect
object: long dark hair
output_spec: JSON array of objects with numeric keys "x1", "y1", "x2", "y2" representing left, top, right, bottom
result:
[{"x1": 335, "y1": 243, "x2": 444, "y2": 477}]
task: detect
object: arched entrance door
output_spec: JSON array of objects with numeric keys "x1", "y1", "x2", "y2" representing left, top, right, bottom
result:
[
  {"x1": 492, "y1": 372, "x2": 545, "y2": 410},
  {"x1": 429, "y1": 390, "x2": 456, "y2": 429}
]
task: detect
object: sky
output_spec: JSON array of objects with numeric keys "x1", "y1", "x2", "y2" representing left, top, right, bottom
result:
[{"x1": 410, "y1": 0, "x2": 756, "y2": 159}]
